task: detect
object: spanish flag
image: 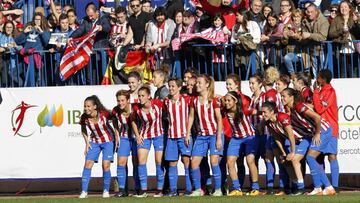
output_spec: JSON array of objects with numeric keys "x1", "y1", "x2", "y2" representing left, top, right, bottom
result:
[
  {"x1": 123, "y1": 50, "x2": 153, "y2": 83},
  {"x1": 101, "y1": 59, "x2": 114, "y2": 85}
]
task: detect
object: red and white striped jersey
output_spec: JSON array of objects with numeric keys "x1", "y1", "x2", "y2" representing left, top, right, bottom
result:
[
  {"x1": 190, "y1": 96, "x2": 221, "y2": 136},
  {"x1": 80, "y1": 111, "x2": 114, "y2": 143},
  {"x1": 265, "y1": 88, "x2": 284, "y2": 112},
  {"x1": 267, "y1": 112, "x2": 302, "y2": 140},
  {"x1": 301, "y1": 86, "x2": 313, "y2": 105},
  {"x1": 132, "y1": 99, "x2": 163, "y2": 139},
  {"x1": 111, "y1": 22, "x2": 128, "y2": 35},
  {"x1": 227, "y1": 112, "x2": 255, "y2": 138},
  {"x1": 112, "y1": 105, "x2": 133, "y2": 138},
  {"x1": 249, "y1": 92, "x2": 265, "y2": 127},
  {"x1": 130, "y1": 94, "x2": 139, "y2": 104},
  {"x1": 290, "y1": 102, "x2": 331, "y2": 137},
  {"x1": 164, "y1": 95, "x2": 190, "y2": 139}
]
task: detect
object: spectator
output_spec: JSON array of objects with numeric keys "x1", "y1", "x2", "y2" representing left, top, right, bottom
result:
[
  {"x1": 260, "y1": 4, "x2": 273, "y2": 30},
  {"x1": 66, "y1": 9, "x2": 79, "y2": 30},
  {"x1": 198, "y1": 0, "x2": 248, "y2": 30},
  {"x1": 15, "y1": 12, "x2": 50, "y2": 85},
  {"x1": 174, "y1": 9, "x2": 183, "y2": 25},
  {"x1": 301, "y1": 3, "x2": 330, "y2": 77},
  {"x1": 15, "y1": 12, "x2": 50, "y2": 52},
  {"x1": 49, "y1": 0, "x2": 62, "y2": 21},
  {"x1": 261, "y1": 11, "x2": 284, "y2": 66},
  {"x1": 172, "y1": 10, "x2": 200, "y2": 73},
  {"x1": 328, "y1": 0, "x2": 360, "y2": 77},
  {"x1": 63, "y1": 4, "x2": 74, "y2": 14},
  {"x1": 145, "y1": 7, "x2": 176, "y2": 67},
  {"x1": 70, "y1": 2, "x2": 111, "y2": 48},
  {"x1": 328, "y1": 4, "x2": 339, "y2": 23},
  {"x1": 0, "y1": 21, "x2": 20, "y2": 86},
  {"x1": 0, "y1": 11, "x2": 5, "y2": 32},
  {"x1": 165, "y1": 0, "x2": 183, "y2": 21},
  {"x1": 279, "y1": 0, "x2": 295, "y2": 25},
  {"x1": 141, "y1": 0, "x2": 153, "y2": 13},
  {"x1": 202, "y1": 13, "x2": 231, "y2": 81},
  {"x1": 354, "y1": 0, "x2": 360, "y2": 12},
  {"x1": 47, "y1": 13, "x2": 58, "y2": 32},
  {"x1": 34, "y1": 6, "x2": 45, "y2": 16},
  {"x1": 231, "y1": 8, "x2": 261, "y2": 77},
  {"x1": 246, "y1": 0, "x2": 266, "y2": 27},
  {"x1": 110, "y1": 6, "x2": 129, "y2": 48},
  {"x1": 122, "y1": 0, "x2": 152, "y2": 49},
  {"x1": 194, "y1": 4, "x2": 212, "y2": 31},
  {"x1": 1, "y1": 7, "x2": 23, "y2": 17},
  {"x1": 283, "y1": 9, "x2": 304, "y2": 78}
]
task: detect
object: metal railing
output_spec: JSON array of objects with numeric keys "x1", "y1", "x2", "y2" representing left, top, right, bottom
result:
[{"x1": 1, "y1": 41, "x2": 360, "y2": 88}]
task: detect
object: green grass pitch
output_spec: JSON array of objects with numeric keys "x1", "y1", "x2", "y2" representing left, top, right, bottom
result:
[{"x1": 1, "y1": 193, "x2": 360, "y2": 203}]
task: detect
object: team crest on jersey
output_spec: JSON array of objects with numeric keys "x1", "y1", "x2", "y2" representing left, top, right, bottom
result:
[
  {"x1": 267, "y1": 97, "x2": 274, "y2": 102},
  {"x1": 282, "y1": 118, "x2": 289, "y2": 125},
  {"x1": 321, "y1": 101, "x2": 328, "y2": 107}
]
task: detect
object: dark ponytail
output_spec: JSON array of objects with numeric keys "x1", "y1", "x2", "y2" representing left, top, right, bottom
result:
[{"x1": 226, "y1": 91, "x2": 243, "y2": 125}]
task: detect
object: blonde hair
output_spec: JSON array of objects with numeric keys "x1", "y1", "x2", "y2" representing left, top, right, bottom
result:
[
  {"x1": 264, "y1": 66, "x2": 280, "y2": 86},
  {"x1": 198, "y1": 74, "x2": 215, "y2": 102},
  {"x1": 153, "y1": 64, "x2": 170, "y2": 83}
]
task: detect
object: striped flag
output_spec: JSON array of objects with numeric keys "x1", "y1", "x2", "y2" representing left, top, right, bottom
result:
[
  {"x1": 59, "y1": 26, "x2": 99, "y2": 81},
  {"x1": 122, "y1": 50, "x2": 153, "y2": 83},
  {"x1": 101, "y1": 59, "x2": 114, "y2": 85}
]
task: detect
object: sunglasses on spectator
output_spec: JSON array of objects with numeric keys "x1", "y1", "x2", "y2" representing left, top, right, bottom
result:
[
  {"x1": 196, "y1": 7, "x2": 203, "y2": 11},
  {"x1": 331, "y1": 10, "x2": 337, "y2": 12},
  {"x1": 131, "y1": 4, "x2": 140, "y2": 8}
]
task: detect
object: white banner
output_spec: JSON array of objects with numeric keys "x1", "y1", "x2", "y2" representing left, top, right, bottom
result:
[{"x1": 0, "y1": 80, "x2": 359, "y2": 179}]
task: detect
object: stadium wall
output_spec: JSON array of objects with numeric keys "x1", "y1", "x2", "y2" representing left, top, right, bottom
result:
[{"x1": 0, "y1": 80, "x2": 360, "y2": 192}]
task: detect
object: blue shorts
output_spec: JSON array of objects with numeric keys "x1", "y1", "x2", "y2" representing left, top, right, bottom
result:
[
  {"x1": 285, "y1": 139, "x2": 309, "y2": 156},
  {"x1": 138, "y1": 135, "x2": 164, "y2": 152},
  {"x1": 309, "y1": 128, "x2": 333, "y2": 153},
  {"x1": 118, "y1": 137, "x2": 138, "y2": 157},
  {"x1": 254, "y1": 135, "x2": 267, "y2": 158},
  {"x1": 192, "y1": 135, "x2": 224, "y2": 157},
  {"x1": 86, "y1": 141, "x2": 114, "y2": 163},
  {"x1": 165, "y1": 137, "x2": 192, "y2": 161},
  {"x1": 227, "y1": 136, "x2": 256, "y2": 157},
  {"x1": 323, "y1": 135, "x2": 338, "y2": 155}
]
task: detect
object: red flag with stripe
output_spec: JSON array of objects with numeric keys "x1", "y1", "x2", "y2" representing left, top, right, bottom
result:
[{"x1": 59, "y1": 26, "x2": 99, "y2": 81}]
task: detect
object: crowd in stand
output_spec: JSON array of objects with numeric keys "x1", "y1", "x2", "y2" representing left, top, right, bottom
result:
[{"x1": 0, "y1": 0, "x2": 360, "y2": 86}]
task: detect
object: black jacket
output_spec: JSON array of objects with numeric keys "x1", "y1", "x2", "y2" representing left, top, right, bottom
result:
[{"x1": 71, "y1": 14, "x2": 111, "y2": 49}]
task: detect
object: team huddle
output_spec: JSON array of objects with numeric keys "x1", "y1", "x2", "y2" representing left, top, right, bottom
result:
[{"x1": 78, "y1": 67, "x2": 339, "y2": 198}]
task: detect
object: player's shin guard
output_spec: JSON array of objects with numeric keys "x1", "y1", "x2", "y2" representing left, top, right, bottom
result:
[
  {"x1": 211, "y1": 165, "x2": 222, "y2": 190},
  {"x1": 330, "y1": 160, "x2": 339, "y2": 188},
  {"x1": 192, "y1": 167, "x2": 201, "y2": 190},
  {"x1": 103, "y1": 170, "x2": 111, "y2": 192},
  {"x1": 81, "y1": 168, "x2": 92, "y2": 192},
  {"x1": 307, "y1": 155, "x2": 322, "y2": 188},
  {"x1": 117, "y1": 166, "x2": 126, "y2": 189},
  {"x1": 265, "y1": 161, "x2": 275, "y2": 188},
  {"x1": 156, "y1": 164, "x2": 165, "y2": 190},
  {"x1": 138, "y1": 164, "x2": 147, "y2": 190},
  {"x1": 169, "y1": 166, "x2": 178, "y2": 191},
  {"x1": 185, "y1": 167, "x2": 192, "y2": 192}
]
